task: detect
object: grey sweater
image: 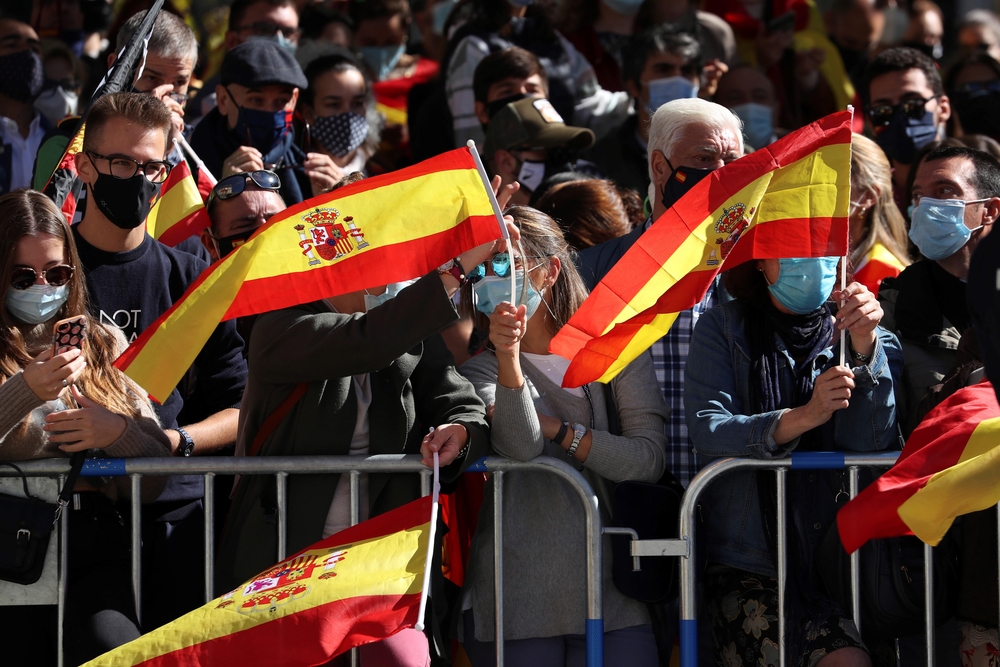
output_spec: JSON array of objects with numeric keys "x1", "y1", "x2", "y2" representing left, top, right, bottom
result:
[{"x1": 459, "y1": 350, "x2": 669, "y2": 641}]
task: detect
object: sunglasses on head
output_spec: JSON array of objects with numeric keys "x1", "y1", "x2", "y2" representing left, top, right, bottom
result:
[
  {"x1": 10, "y1": 265, "x2": 74, "y2": 291},
  {"x1": 868, "y1": 96, "x2": 936, "y2": 128},
  {"x1": 206, "y1": 170, "x2": 281, "y2": 210}
]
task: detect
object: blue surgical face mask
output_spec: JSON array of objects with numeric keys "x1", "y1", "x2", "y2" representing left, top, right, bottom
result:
[
  {"x1": 6, "y1": 283, "x2": 70, "y2": 325},
  {"x1": 473, "y1": 270, "x2": 542, "y2": 319},
  {"x1": 247, "y1": 32, "x2": 297, "y2": 53},
  {"x1": 359, "y1": 44, "x2": 406, "y2": 81},
  {"x1": 432, "y1": 0, "x2": 458, "y2": 35},
  {"x1": 731, "y1": 102, "x2": 774, "y2": 150},
  {"x1": 767, "y1": 257, "x2": 839, "y2": 314},
  {"x1": 364, "y1": 280, "x2": 416, "y2": 311},
  {"x1": 874, "y1": 106, "x2": 939, "y2": 165},
  {"x1": 647, "y1": 76, "x2": 699, "y2": 114},
  {"x1": 908, "y1": 197, "x2": 988, "y2": 260},
  {"x1": 601, "y1": 0, "x2": 644, "y2": 15}
]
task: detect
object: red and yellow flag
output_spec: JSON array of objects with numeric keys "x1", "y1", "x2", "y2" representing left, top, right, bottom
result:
[
  {"x1": 837, "y1": 382, "x2": 1000, "y2": 553},
  {"x1": 550, "y1": 111, "x2": 853, "y2": 387},
  {"x1": 146, "y1": 160, "x2": 211, "y2": 246},
  {"x1": 114, "y1": 147, "x2": 502, "y2": 402},
  {"x1": 84, "y1": 496, "x2": 433, "y2": 667},
  {"x1": 852, "y1": 242, "x2": 905, "y2": 297}
]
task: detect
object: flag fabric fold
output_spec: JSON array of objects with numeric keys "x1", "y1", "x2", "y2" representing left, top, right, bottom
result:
[
  {"x1": 837, "y1": 381, "x2": 1000, "y2": 553},
  {"x1": 145, "y1": 159, "x2": 211, "y2": 246},
  {"x1": 115, "y1": 147, "x2": 502, "y2": 402},
  {"x1": 550, "y1": 111, "x2": 853, "y2": 387},
  {"x1": 83, "y1": 496, "x2": 433, "y2": 667}
]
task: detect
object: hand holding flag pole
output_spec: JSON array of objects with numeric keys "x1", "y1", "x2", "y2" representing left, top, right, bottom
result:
[
  {"x1": 838, "y1": 105, "x2": 855, "y2": 369},
  {"x1": 468, "y1": 141, "x2": 518, "y2": 307},
  {"x1": 414, "y1": 447, "x2": 441, "y2": 632}
]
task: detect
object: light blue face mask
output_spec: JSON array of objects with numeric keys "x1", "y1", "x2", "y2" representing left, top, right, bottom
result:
[
  {"x1": 767, "y1": 257, "x2": 839, "y2": 314},
  {"x1": 6, "y1": 283, "x2": 70, "y2": 324},
  {"x1": 359, "y1": 44, "x2": 406, "y2": 81},
  {"x1": 647, "y1": 76, "x2": 699, "y2": 114},
  {"x1": 601, "y1": 0, "x2": 644, "y2": 15},
  {"x1": 364, "y1": 280, "x2": 416, "y2": 311},
  {"x1": 247, "y1": 32, "x2": 297, "y2": 53},
  {"x1": 432, "y1": 0, "x2": 458, "y2": 35},
  {"x1": 731, "y1": 102, "x2": 774, "y2": 150},
  {"x1": 908, "y1": 197, "x2": 987, "y2": 260},
  {"x1": 473, "y1": 270, "x2": 542, "y2": 319}
]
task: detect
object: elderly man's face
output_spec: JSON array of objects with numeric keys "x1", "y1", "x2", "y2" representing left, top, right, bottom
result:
[
  {"x1": 649, "y1": 121, "x2": 741, "y2": 218},
  {"x1": 203, "y1": 187, "x2": 285, "y2": 262}
]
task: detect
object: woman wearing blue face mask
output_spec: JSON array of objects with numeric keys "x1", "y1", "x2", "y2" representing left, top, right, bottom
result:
[
  {"x1": 458, "y1": 206, "x2": 667, "y2": 667},
  {"x1": 685, "y1": 257, "x2": 900, "y2": 667},
  {"x1": 300, "y1": 54, "x2": 379, "y2": 177},
  {"x1": 0, "y1": 190, "x2": 171, "y2": 665}
]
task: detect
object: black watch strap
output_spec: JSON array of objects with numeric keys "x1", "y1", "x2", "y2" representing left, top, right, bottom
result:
[
  {"x1": 175, "y1": 427, "x2": 195, "y2": 457},
  {"x1": 554, "y1": 421, "x2": 570, "y2": 447}
]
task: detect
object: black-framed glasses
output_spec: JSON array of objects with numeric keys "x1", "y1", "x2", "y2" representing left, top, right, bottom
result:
[
  {"x1": 206, "y1": 170, "x2": 282, "y2": 210},
  {"x1": 236, "y1": 21, "x2": 301, "y2": 40},
  {"x1": 467, "y1": 252, "x2": 545, "y2": 283},
  {"x1": 85, "y1": 150, "x2": 172, "y2": 183},
  {"x1": 868, "y1": 96, "x2": 936, "y2": 128},
  {"x1": 10, "y1": 265, "x2": 74, "y2": 291}
]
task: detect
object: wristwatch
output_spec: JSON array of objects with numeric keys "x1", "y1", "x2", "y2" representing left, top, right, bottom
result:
[
  {"x1": 567, "y1": 423, "x2": 587, "y2": 457},
  {"x1": 174, "y1": 427, "x2": 195, "y2": 457},
  {"x1": 437, "y1": 257, "x2": 469, "y2": 286}
]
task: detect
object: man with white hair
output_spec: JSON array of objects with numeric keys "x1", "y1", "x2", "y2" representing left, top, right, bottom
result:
[{"x1": 578, "y1": 96, "x2": 743, "y2": 488}]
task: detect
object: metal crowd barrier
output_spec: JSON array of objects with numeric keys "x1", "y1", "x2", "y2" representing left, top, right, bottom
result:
[{"x1": 0, "y1": 455, "x2": 605, "y2": 667}]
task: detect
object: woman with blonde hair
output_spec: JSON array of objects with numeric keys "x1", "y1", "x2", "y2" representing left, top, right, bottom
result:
[
  {"x1": 849, "y1": 133, "x2": 912, "y2": 295},
  {"x1": 0, "y1": 189, "x2": 169, "y2": 665}
]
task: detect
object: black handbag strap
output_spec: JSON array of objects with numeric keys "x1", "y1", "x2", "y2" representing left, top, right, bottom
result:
[{"x1": 0, "y1": 452, "x2": 85, "y2": 523}]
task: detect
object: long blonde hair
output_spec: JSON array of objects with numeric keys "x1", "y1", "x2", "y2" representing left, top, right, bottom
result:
[
  {"x1": 0, "y1": 190, "x2": 141, "y2": 419},
  {"x1": 850, "y1": 134, "x2": 912, "y2": 270}
]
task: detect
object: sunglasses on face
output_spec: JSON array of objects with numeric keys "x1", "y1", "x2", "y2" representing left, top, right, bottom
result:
[
  {"x1": 10, "y1": 265, "x2": 74, "y2": 291},
  {"x1": 206, "y1": 170, "x2": 282, "y2": 210},
  {"x1": 868, "y1": 96, "x2": 936, "y2": 128},
  {"x1": 467, "y1": 252, "x2": 546, "y2": 283}
]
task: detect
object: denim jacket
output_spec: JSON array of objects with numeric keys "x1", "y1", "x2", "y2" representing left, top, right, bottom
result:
[{"x1": 684, "y1": 301, "x2": 900, "y2": 575}]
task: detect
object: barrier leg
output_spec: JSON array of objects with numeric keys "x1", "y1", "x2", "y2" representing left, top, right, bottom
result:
[
  {"x1": 57, "y1": 473, "x2": 68, "y2": 667},
  {"x1": 776, "y1": 468, "x2": 787, "y2": 667},
  {"x1": 586, "y1": 618, "x2": 604, "y2": 667},
  {"x1": 204, "y1": 472, "x2": 215, "y2": 603},
  {"x1": 848, "y1": 466, "x2": 860, "y2": 633},
  {"x1": 679, "y1": 619, "x2": 697, "y2": 667},
  {"x1": 493, "y1": 470, "x2": 504, "y2": 667},
  {"x1": 924, "y1": 542, "x2": 934, "y2": 667},
  {"x1": 131, "y1": 474, "x2": 142, "y2": 625},
  {"x1": 276, "y1": 471, "x2": 288, "y2": 561}
]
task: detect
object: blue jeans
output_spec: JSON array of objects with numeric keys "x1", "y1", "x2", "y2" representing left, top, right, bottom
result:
[{"x1": 462, "y1": 609, "x2": 659, "y2": 667}]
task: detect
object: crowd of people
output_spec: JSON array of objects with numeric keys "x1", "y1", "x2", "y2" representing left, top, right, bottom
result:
[{"x1": 2, "y1": 0, "x2": 1000, "y2": 664}]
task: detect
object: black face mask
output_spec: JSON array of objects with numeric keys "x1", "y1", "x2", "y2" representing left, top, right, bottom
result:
[
  {"x1": 485, "y1": 93, "x2": 529, "y2": 124},
  {"x1": 90, "y1": 172, "x2": 162, "y2": 230},
  {"x1": 835, "y1": 43, "x2": 866, "y2": 76},
  {"x1": 212, "y1": 233, "x2": 250, "y2": 259},
  {"x1": 660, "y1": 158, "x2": 711, "y2": 211},
  {"x1": 954, "y1": 90, "x2": 1000, "y2": 141},
  {"x1": 0, "y1": 49, "x2": 44, "y2": 103}
]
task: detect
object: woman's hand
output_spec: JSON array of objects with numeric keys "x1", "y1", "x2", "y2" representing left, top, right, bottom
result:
[
  {"x1": 492, "y1": 174, "x2": 520, "y2": 211},
  {"x1": 304, "y1": 152, "x2": 345, "y2": 196},
  {"x1": 489, "y1": 302, "x2": 527, "y2": 358},
  {"x1": 805, "y1": 365, "x2": 855, "y2": 424},
  {"x1": 832, "y1": 282, "x2": 881, "y2": 357},
  {"x1": 43, "y1": 385, "x2": 128, "y2": 452},
  {"x1": 420, "y1": 423, "x2": 469, "y2": 467},
  {"x1": 22, "y1": 348, "x2": 87, "y2": 401}
]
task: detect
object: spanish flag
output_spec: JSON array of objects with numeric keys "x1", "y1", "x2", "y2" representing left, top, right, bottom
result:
[
  {"x1": 84, "y1": 496, "x2": 433, "y2": 667},
  {"x1": 550, "y1": 110, "x2": 852, "y2": 387},
  {"x1": 837, "y1": 382, "x2": 1000, "y2": 552},
  {"x1": 852, "y1": 242, "x2": 905, "y2": 297},
  {"x1": 114, "y1": 147, "x2": 502, "y2": 402},
  {"x1": 145, "y1": 160, "x2": 212, "y2": 246}
]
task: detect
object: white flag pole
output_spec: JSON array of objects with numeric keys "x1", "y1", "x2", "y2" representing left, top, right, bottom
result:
[
  {"x1": 467, "y1": 141, "x2": 517, "y2": 307},
  {"x1": 414, "y1": 447, "x2": 441, "y2": 632},
  {"x1": 840, "y1": 105, "x2": 855, "y2": 368},
  {"x1": 174, "y1": 135, "x2": 218, "y2": 185}
]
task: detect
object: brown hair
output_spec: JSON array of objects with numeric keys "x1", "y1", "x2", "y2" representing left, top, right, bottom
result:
[
  {"x1": 82, "y1": 92, "x2": 172, "y2": 154},
  {"x1": 461, "y1": 206, "x2": 589, "y2": 336},
  {"x1": 535, "y1": 179, "x2": 637, "y2": 250},
  {"x1": 850, "y1": 134, "x2": 911, "y2": 271},
  {"x1": 473, "y1": 47, "x2": 548, "y2": 103},
  {"x1": 0, "y1": 190, "x2": 141, "y2": 419}
]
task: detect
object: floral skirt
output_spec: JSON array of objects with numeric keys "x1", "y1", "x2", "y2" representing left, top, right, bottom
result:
[
  {"x1": 705, "y1": 563, "x2": 867, "y2": 667},
  {"x1": 960, "y1": 622, "x2": 1000, "y2": 667}
]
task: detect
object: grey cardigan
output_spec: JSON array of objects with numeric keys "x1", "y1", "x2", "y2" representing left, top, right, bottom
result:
[{"x1": 459, "y1": 349, "x2": 669, "y2": 641}]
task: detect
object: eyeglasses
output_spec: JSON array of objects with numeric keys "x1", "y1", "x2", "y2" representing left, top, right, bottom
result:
[
  {"x1": 236, "y1": 21, "x2": 301, "y2": 40},
  {"x1": 206, "y1": 170, "x2": 282, "y2": 210},
  {"x1": 868, "y1": 96, "x2": 936, "y2": 128},
  {"x1": 85, "y1": 150, "x2": 172, "y2": 183},
  {"x1": 132, "y1": 86, "x2": 189, "y2": 105},
  {"x1": 10, "y1": 265, "x2": 74, "y2": 291},
  {"x1": 467, "y1": 252, "x2": 545, "y2": 283},
  {"x1": 957, "y1": 80, "x2": 1000, "y2": 98}
]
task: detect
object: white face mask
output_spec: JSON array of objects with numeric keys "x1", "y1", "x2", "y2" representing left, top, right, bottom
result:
[
  {"x1": 6, "y1": 283, "x2": 70, "y2": 324},
  {"x1": 34, "y1": 85, "x2": 78, "y2": 126},
  {"x1": 516, "y1": 159, "x2": 546, "y2": 193}
]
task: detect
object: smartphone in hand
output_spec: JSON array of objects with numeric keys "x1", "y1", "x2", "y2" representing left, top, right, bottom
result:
[{"x1": 52, "y1": 316, "x2": 87, "y2": 355}]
